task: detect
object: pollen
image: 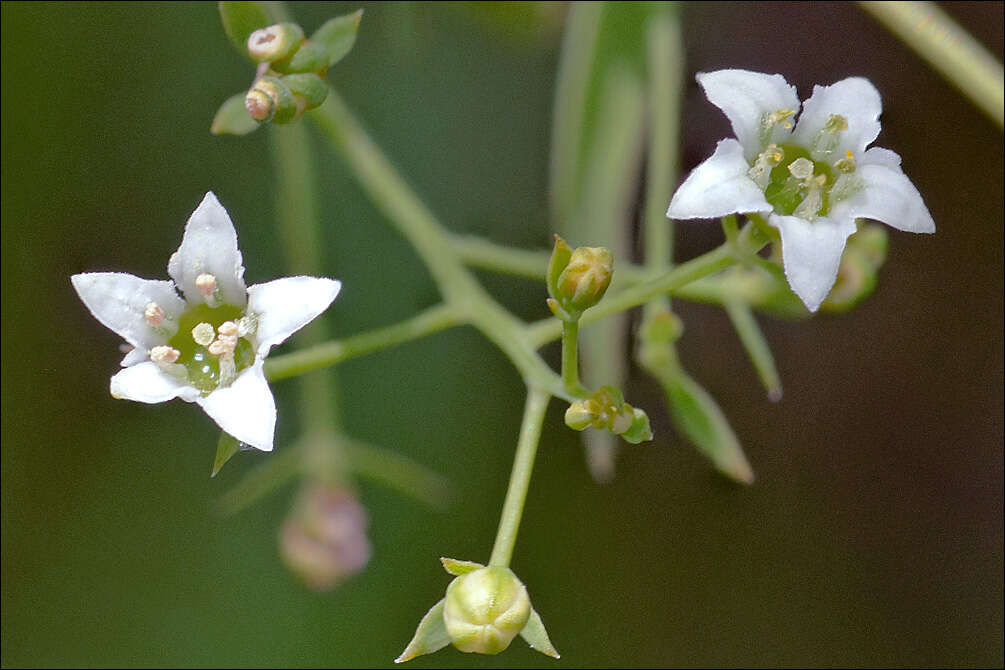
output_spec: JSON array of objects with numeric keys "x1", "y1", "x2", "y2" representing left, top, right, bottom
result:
[
  {"x1": 834, "y1": 150, "x2": 856, "y2": 173},
  {"x1": 150, "y1": 345, "x2": 181, "y2": 364}
]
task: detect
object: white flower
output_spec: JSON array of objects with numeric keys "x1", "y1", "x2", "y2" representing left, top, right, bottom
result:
[
  {"x1": 667, "y1": 69, "x2": 935, "y2": 312},
  {"x1": 71, "y1": 192, "x2": 341, "y2": 452}
]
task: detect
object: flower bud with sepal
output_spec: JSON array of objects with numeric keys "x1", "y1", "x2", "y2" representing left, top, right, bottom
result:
[
  {"x1": 281, "y1": 73, "x2": 329, "y2": 112},
  {"x1": 245, "y1": 75, "x2": 298, "y2": 124},
  {"x1": 820, "y1": 223, "x2": 888, "y2": 313},
  {"x1": 546, "y1": 235, "x2": 613, "y2": 320},
  {"x1": 395, "y1": 558, "x2": 560, "y2": 662},
  {"x1": 247, "y1": 23, "x2": 304, "y2": 63}
]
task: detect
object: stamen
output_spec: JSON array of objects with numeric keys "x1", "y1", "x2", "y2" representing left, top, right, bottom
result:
[
  {"x1": 208, "y1": 321, "x2": 239, "y2": 357},
  {"x1": 793, "y1": 174, "x2": 826, "y2": 220},
  {"x1": 812, "y1": 114, "x2": 848, "y2": 159},
  {"x1": 144, "y1": 302, "x2": 165, "y2": 327},
  {"x1": 833, "y1": 149, "x2": 856, "y2": 173},
  {"x1": 759, "y1": 109, "x2": 795, "y2": 146},
  {"x1": 150, "y1": 345, "x2": 181, "y2": 364},
  {"x1": 192, "y1": 322, "x2": 216, "y2": 347},
  {"x1": 824, "y1": 114, "x2": 848, "y2": 133},
  {"x1": 748, "y1": 144, "x2": 784, "y2": 190},
  {"x1": 195, "y1": 273, "x2": 217, "y2": 298}
]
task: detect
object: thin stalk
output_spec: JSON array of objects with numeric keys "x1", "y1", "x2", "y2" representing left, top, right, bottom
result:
[
  {"x1": 488, "y1": 388, "x2": 551, "y2": 567},
  {"x1": 859, "y1": 1, "x2": 1004, "y2": 128},
  {"x1": 561, "y1": 320, "x2": 586, "y2": 396}
]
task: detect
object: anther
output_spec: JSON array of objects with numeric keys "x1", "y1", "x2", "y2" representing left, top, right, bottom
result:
[
  {"x1": 833, "y1": 149, "x2": 856, "y2": 173},
  {"x1": 195, "y1": 273, "x2": 217, "y2": 298},
  {"x1": 144, "y1": 302, "x2": 165, "y2": 327},
  {"x1": 824, "y1": 114, "x2": 848, "y2": 133},
  {"x1": 150, "y1": 345, "x2": 181, "y2": 364},
  {"x1": 192, "y1": 322, "x2": 216, "y2": 347},
  {"x1": 748, "y1": 144, "x2": 784, "y2": 190},
  {"x1": 787, "y1": 157, "x2": 815, "y2": 180}
]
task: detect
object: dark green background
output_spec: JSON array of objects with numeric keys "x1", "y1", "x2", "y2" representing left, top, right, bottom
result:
[{"x1": 2, "y1": 2, "x2": 1002, "y2": 667}]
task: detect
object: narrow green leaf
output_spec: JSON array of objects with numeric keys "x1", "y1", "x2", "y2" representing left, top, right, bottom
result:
[
  {"x1": 440, "y1": 557, "x2": 483, "y2": 576},
  {"x1": 311, "y1": 9, "x2": 364, "y2": 68},
  {"x1": 665, "y1": 369, "x2": 755, "y2": 484},
  {"x1": 520, "y1": 608, "x2": 561, "y2": 659},
  {"x1": 395, "y1": 598, "x2": 451, "y2": 664},
  {"x1": 211, "y1": 431, "x2": 242, "y2": 478},
  {"x1": 211, "y1": 92, "x2": 259, "y2": 136},
  {"x1": 724, "y1": 300, "x2": 782, "y2": 402},
  {"x1": 219, "y1": 1, "x2": 274, "y2": 58}
]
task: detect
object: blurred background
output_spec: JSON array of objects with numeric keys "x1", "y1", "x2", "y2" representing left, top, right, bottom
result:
[{"x1": 2, "y1": 2, "x2": 1002, "y2": 667}]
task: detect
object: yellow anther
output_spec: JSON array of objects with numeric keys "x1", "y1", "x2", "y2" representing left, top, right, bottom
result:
[
  {"x1": 748, "y1": 144, "x2": 785, "y2": 189},
  {"x1": 765, "y1": 109, "x2": 795, "y2": 128},
  {"x1": 144, "y1": 302, "x2": 165, "y2": 327}
]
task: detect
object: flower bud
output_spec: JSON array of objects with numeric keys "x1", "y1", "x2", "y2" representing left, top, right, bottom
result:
[
  {"x1": 564, "y1": 400, "x2": 597, "y2": 431},
  {"x1": 245, "y1": 76, "x2": 298, "y2": 124},
  {"x1": 272, "y1": 40, "x2": 329, "y2": 75},
  {"x1": 546, "y1": 235, "x2": 613, "y2": 320},
  {"x1": 247, "y1": 23, "x2": 304, "y2": 62},
  {"x1": 821, "y1": 223, "x2": 888, "y2": 313},
  {"x1": 278, "y1": 483, "x2": 371, "y2": 591},
  {"x1": 444, "y1": 566, "x2": 531, "y2": 655},
  {"x1": 621, "y1": 407, "x2": 653, "y2": 444},
  {"x1": 281, "y1": 73, "x2": 329, "y2": 111}
]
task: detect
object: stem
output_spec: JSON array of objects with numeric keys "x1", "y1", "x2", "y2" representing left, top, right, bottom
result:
[
  {"x1": 561, "y1": 320, "x2": 586, "y2": 396},
  {"x1": 859, "y1": 1, "x2": 1004, "y2": 128},
  {"x1": 264, "y1": 303, "x2": 462, "y2": 382},
  {"x1": 489, "y1": 388, "x2": 551, "y2": 567}
]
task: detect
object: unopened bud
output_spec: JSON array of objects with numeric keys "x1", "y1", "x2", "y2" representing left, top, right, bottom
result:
[
  {"x1": 279, "y1": 483, "x2": 371, "y2": 591},
  {"x1": 444, "y1": 567, "x2": 531, "y2": 655},
  {"x1": 247, "y1": 23, "x2": 304, "y2": 63},
  {"x1": 245, "y1": 76, "x2": 298, "y2": 124},
  {"x1": 821, "y1": 224, "x2": 888, "y2": 313},
  {"x1": 281, "y1": 73, "x2": 329, "y2": 111},
  {"x1": 564, "y1": 400, "x2": 596, "y2": 431},
  {"x1": 621, "y1": 407, "x2": 653, "y2": 444},
  {"x1": 546, "y1": 235, "x2": 613, "y2": 320}
]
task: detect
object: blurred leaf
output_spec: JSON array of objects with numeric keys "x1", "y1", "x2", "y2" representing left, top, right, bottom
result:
[
  {"x1": 217, "y1": 441, "x2": 300, "y2": 515},
  {"x1": 724, "y1": 300, "x2": 783, "y2": 402},
  {"x1": 219, "y1": 1, "x2": 275, "y2": 58},
  {"x1": 665, "y1": 369, "x2": 754, "y2": 484},
  {"x1": 520, "y1": 608, "x2": 561, "y2": 658},
  {"x1": 211, "y1": 431, "x2": 242, "y2": 478},
  {"x1": 395, "y1": 598, "x2": 451, "y2": 664},
  {"x1": 311, "y1": 9, "x2": 364, "y2": 68},
  {"x1": 211, "y1": 92, "x2": 259, "y2": 135}
]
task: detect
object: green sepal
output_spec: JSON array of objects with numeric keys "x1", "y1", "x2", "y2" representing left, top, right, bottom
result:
[
  {"x1": 311, "y1": 9, "x2": 364, "y2": 68},
  {"x1": 281, "y1": 73, "x2": 328, "y2": 109},
  {"x1": 394, "y1": 598, "x2": 451, "y2": 664},
  {"x1": 440, "y1": 557, "x2": 484, "y2": 576},
  {"x1": 620, "y1": 407, "x2": 653, "y2": 444},
  {"x1": 211, "y1": 431, "x2": 242, "y2": 477},
  {"x1": 664, "y1": 369, "x2": 754, "y2": 484},
  {"x1": 546, "y1": 235, "x2": 573, "y2": 303},
  {"x1": 211, "y1": 92, "x2": 260, "y2": 136},
  {"x1": 219, "y1": 1, "x2": 275, "y2": 59},
  {"x1": 519, "y1": 607, "x2": 561, "y2": 659},
  {"x1": 272, "y1": 41, "x2": 328, "y2": 75}
]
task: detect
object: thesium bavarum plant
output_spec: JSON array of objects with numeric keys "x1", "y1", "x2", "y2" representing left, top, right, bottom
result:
[{"x1": 64, "y1": 1, "x2": 1002, "y2": 664}]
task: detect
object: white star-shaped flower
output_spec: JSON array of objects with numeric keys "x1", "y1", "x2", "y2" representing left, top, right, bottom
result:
[
  {"x1": 71, "y1": 191, "x2": 341, "y2": 451},
  {"x1": 667, "y1": 69, "x2": 935, "y2": 312}
]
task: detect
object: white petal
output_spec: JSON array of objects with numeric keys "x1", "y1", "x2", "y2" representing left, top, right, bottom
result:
[
  {"x1": 860, "y1": 146, "x2": 901, "y2": 170},
  {"x1": 830, "y1": 161, "x2": 935, "y2": 234},
  {"x1": 71, "y1": 272, "x2": 185, "y2": 350},
  {"x1": 793, "y1": 77, "x2": 882, "y2": 160},
  {"x1": 697, "y1": 69, "x2": 800, "y2": 159},
  {"x1": 167, "y1": 192, "x2": 247, "y2": 307},
  {"x1": 668, "y1": 139, "x2": 772, "y2": 220},
  {"x1": 120, "y1": 347, "x2": 148, "y2": 367},
  {"x1": 197, "y1": 363, "x2": 276, "y2": 451},
  {"x1": 247, "y1": 276, "x2": 342, "y2": 355},
  {"x1": 770, "y1": 214, "x2": 858, "y2": 313},
  {"x1": 110, "y1": 361, "x2": 201, "y2": 403}
]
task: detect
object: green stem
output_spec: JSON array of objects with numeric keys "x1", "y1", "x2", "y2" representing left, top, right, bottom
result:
[
  {"x1": 561, "y1": 320, "x2": 586, "y2": 396},
  {"x1": 264, "y1": 303, "x2": 462, "y2": 382},
  {"x1": 859, "y1": 1, "x2": 1004, "y2": 128},
  {"x1": 489, "y1": 388, "x2": 551, "y2": 567}
]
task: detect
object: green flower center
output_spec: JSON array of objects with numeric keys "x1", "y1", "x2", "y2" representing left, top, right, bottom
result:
[
  {"x1": 762, "y1": 143, "x2": 836, "y2": 217},
  {"x1": 167, "y1": 303, "x2": 256, "y2": 395}
]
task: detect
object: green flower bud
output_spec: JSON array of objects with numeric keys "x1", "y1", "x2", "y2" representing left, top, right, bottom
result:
[
  {"x1": 245, "y1": 76, "x2": 298, "y2": 124},
  {"x1": 821, "y1": 223, "x2": 888, "y2": 313},
  {"x1": 444, "y1": 566, "x2": 531, "y2": 655},
  {"x1": 564, "y1": 386, "x2": 653, "y2": 444},
  {"x1": 247, "y1": 23, "x2": 305, "y2": 62},
  {"x1": 621, "y1": 407, "x2": 653, "y2": 444},
  {"x1": 546, "y1": 235, "x2": 613, "y2": 320},
  {"x1": 272, "y1": 40, "x2": 329, "y2": 75},
  {"x1": 281, "y1": 73, "x2": 329, "y2": 111},
  {"x1": 564, "y1": 399, "x2": 597, "y2": 431}
]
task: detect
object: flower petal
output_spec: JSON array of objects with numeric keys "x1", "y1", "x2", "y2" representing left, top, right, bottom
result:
[
  {"x1": 247, "y1": 276, "x2": 342, "y2": 355},
  {"x1": 110, "y1": 361, "x2": 201, "y2": 403},
  {"x1": 697, "y1": 69, "x2": 800, "y2": 159},
  {"x1": 770, "y1": 214, "x2": 858, "y2": 313},
  {"x1": 197, "y1": 363, "x2": 276, "y2": 452},
  {"x1": 830, "y1": 158, "x2": 935, "y2": 234},
  {"x1": 793, "y1": 77, "x2": 882, "y2": 161},
  {"x1": 668, "y1": 139, "x2": 772, "y2": 220},
  {"x1": 71, "y1": 272, "x2": 185, "y2": 351},
  {"x1": 167, "y1": 191, "x2": 247, "y2": 307}
]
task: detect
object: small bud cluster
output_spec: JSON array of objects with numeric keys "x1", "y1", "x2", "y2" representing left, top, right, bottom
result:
[
  {"x1": 244, "y1": 23, "x2": 330, "y2": 125},
  {"x1": 546, "y1": 235, "x2": 613, "y2": 321},
  {"x1": 565, "y1": 385, "x2": 653, "y2": 444}
]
